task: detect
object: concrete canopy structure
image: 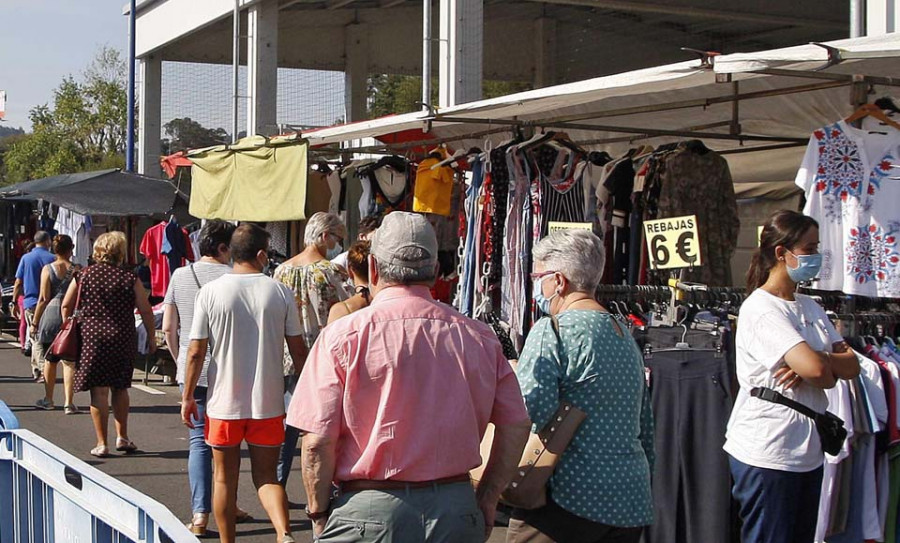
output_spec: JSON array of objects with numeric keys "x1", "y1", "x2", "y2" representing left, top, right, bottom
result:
[{"x1": 130, "y1": 0, "x2": 861, "y2": 176}]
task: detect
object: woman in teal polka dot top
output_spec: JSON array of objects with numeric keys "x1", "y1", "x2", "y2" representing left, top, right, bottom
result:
[{"x1": 507, "y1": 229, "x2": 655, "y2": 543}]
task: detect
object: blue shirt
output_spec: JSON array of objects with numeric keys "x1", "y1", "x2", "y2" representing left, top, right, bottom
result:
[
  {"x1": 16, "y1": 247, "x2": 56, "y2": 309},
  {"x1": 516, "y1": 310, "x2": 655, "y2": 527}
]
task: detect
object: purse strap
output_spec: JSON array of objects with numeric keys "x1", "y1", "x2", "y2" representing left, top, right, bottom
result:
[
  {"x1": 71, "y1": 268, "x2": 87, "y2": 317},
  {"x1": 189, "y1": 263, "x2": 202, "y2": 290},
  {"x1": 751, "y1": 386, "x2": 818, "y2": 419}
]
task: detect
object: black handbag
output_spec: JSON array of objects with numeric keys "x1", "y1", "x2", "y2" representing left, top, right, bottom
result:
[{"x1": 751, "y1": 387, "x2": 847, "y2": 456}]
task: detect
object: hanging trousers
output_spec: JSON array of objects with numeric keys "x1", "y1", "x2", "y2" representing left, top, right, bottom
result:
[{"x1": 636, "y1": 327, "x2": 735, "y2": 543}]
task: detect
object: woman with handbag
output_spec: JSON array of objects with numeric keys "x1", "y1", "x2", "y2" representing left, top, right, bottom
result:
[
  {"x1": 60, "y1": 232, "x2": 157, "y2": 458},
  {"x1": 508, "y1": 229, "x2": 654, "y2": 543},
  {"x1": 725, "y1": 210, "x2": 859, "y2": 543},
  {"x1": 33, "y1": 235, "x2": 79, "y2": 413}
]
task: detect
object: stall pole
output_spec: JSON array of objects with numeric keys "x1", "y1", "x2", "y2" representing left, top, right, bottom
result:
[
  {"x1": 850, "y1": 0, "x2": 866, "y2": 38},
  {"x1": 126, "y1": 0, "x2": 136, "y2": 172},
  {"x1": 423, "y1": 0, "x2": 433, "y2": 111},
  {"x1": 232, "y1": 0, "x2": 240, "y2": 143}
]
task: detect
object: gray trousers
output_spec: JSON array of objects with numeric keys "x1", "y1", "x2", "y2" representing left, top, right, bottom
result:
[{"x1": 318, "y1": 481, "x2": 484, "y2": 542}]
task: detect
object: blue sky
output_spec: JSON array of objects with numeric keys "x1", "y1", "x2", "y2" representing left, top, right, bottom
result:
[{"x1": 0, "y1": 0, "x2": 128, "y2": 130}]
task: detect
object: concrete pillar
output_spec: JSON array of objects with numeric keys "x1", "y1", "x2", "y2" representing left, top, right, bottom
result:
[
  {"x1": 344, "y1": 23, "x2": 370, "y2": 123},
  {"x1": 137, "y1": 54, "x2": 161, "y2": 178},
  {"x1": 439, "y1": 0, "x2": 483, "y2": 108},
  {"x1": 533, "y1": 17, "x2": 557, "y2": 88},
  {"x1": 866, "y1": 0, "x2": 898, "y2": 35},
  {"x1": 246, "y1": 0, "x2": 278, "y2": 136}
]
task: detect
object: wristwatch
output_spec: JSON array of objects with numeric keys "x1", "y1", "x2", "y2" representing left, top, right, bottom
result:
[{"x1": 305, "y1": 506, "x2": 329, "y2": 520}]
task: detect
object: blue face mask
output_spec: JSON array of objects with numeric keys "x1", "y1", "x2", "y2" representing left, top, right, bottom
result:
[
  {"x1": 324, "y1": 234, "x2": 343, "y2": 260},
  {"x1": 326, "y1": 243, "x2": 343, "y2": 260},
  {"x1": 532, "y1": 275, "x2": 559, "y2": 315},
  {"x1": 786, "y1": 250, "x2": 822, "y2": 283}
]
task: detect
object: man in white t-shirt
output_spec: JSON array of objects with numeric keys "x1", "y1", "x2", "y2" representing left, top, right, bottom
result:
[{"x1": 182, "y1": 224, "x2": 306, "y2": 543}]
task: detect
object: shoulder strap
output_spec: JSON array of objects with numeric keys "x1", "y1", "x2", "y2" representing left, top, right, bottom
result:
[
  {"x1": 72, "y1": 268, "x2": 86, "y2": 313},
  {"x1": 189, "y1": 263, "x2": 202, "y2": 289},
  {"x1": 750, "y1": 387, "x2": 818, "y2": 419}
]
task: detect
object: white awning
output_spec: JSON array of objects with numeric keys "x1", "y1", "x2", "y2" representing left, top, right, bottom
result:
[{"x1": 301, "y1": 34, "x2": 900, "y2": 184}]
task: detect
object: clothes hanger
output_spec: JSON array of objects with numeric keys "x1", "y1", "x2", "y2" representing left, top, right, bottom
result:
[{"x1": 845, "y1": 103, "x2": 900, "y2": 131}]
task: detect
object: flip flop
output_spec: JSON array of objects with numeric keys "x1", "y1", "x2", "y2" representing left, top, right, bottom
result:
[{"x1": 116, "y1": 438, "x2": 138, "y2": 453}]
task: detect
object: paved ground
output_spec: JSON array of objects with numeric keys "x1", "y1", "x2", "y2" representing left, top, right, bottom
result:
[{"x1": 0, "y1": 337, "x2": 510, "y2": 543}]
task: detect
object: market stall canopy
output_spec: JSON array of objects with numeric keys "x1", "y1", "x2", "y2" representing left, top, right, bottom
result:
[
  {"x1": 0, "y1": 169, "x2": 182, "y2": 216},
  {"x1": 187, "y1": 134, "x2": 308, "y2": 221},
  {"x1": 302, "y1": 33, "x2": 900, "y2": 185}
]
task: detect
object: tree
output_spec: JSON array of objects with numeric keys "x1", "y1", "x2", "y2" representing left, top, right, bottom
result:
[
  {"x1": 1, "y1": 46, "x2": 127, "y2": 185},
  {"x1": 367, "y1": 75, "x2": 531, "y2": 118},
  {"x1": 161, "y1": 117, "x2": 229, "y2": 155}
]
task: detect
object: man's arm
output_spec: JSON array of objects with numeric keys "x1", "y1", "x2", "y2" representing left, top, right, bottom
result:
[
  {"x1": 475, "y1": 419, "x2": 530, "y2": 540},
  {"x1": 301, "y1": 432, "x2": 337, "y2": 536},
  {"x1": 10, "y1": 278, "x2": 22, "y2": 319},
  {"x1": 285, "y1": 335, "x2": 308, "y2": 376},
  {"x1": 181, "y1": 339, "x2": 208, "y2": 428}
]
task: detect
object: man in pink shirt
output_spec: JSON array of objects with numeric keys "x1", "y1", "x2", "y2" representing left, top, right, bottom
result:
[{"x1": 287, "y1": 212, "x2": 530, "y2": 542}]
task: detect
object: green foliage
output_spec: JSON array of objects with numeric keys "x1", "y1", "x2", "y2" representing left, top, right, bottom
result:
[
  {"x1": 161, "y1": 117, "x2": 229, "y2": 155},
  {"x1": 0, "y1": 46, "x2": 127, "y2": 185},
  {"x1": 367, "y1": 75, "x2": 532, "y2": 118}
]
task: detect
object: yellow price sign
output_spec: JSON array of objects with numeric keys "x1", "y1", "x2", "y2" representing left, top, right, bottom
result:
[
  {"x1": 548, "y1": 221, "x2": 592, "y2": 233},
  {"x1": 643, "y1": 215, "x2": 702, "y2": 270}
]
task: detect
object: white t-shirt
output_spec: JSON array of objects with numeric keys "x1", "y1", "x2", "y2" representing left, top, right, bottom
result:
[
  {"x1": 190, "y1": 273, "x2": 303, "y2": 420},
  {"x1": 795, "y1": 121, "x2": 900, "y2": 295},
  {"x1": 724, "y1": 289, "x2": 843, "y2": 472},
  {"x1": 330, "y1": 251, "x2": 349, "y2": 271}
]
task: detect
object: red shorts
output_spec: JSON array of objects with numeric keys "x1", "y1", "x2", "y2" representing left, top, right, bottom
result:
[{"x1": 205, "y1": 415, "x2": 286, "y2": 448}]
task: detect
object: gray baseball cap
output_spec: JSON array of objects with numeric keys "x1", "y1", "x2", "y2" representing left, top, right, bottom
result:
[{"x1": 371, "y1": 212, "x2": 438, "y2": 270}]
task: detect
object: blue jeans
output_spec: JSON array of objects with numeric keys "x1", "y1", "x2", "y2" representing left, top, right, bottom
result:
[
  {"x1": 180, "y1": 385, "x2": 212, "y2": 514},
  {"x1": 729, "y1": 456, "x2": 823, "y2": 543},
  {"x1": 278, "y1": 375, "x2": 301, "y2": 486}
]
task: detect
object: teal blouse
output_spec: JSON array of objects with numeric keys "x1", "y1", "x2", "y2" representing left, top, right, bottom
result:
[{"x1": 516, "y1": 310, "x2": 655, "y2": 527}]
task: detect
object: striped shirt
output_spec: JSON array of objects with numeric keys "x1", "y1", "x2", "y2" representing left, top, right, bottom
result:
[{"x1": 163, "y1": 261, "x2": 232, "y2": 387}]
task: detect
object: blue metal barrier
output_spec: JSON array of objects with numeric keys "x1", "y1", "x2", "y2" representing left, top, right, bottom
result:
[{"x1": 0, "y1": 402, "x2": 198, "y2": 543}]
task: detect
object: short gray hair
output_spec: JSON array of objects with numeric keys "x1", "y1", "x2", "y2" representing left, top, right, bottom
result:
[
  {"x1": 34, "y1": 231, "x2": 50, "y2": 244},
  {"x1": 375, "y1": 247, "x2": 436, "y2": 284},
  {"x1": 304, "y1": 212, "x2": 346, "y2": 247},
  {"x1": 532, "y1": 229, "x2": 605, "y2": 293}
]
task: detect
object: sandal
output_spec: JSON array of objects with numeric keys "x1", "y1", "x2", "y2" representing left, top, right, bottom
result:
[
  {"x1": 236, "y1": 508, "x2": 252, "y2": 524},
  {"x1": 90, "y1": 445, "x2": 109, "y2": 458},
  {"x1": 116, "y1": 438, "x2": 138, "y2": 454},
  {"x1": 186, "y1": 512, "x2": 208, "y2": 536}
]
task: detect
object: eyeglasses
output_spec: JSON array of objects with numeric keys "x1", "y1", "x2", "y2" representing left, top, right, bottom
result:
[{"x1": 529, "y1": 270, "x2": 559, "y2": 281}]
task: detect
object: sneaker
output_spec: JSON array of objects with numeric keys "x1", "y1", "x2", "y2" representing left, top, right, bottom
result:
[
  {"x1": 35, "y1": 398, "x2": 54, "y2": 410},
  {"x1": 281, "y1": 534, "x2": 296, "y2": 543},
  {"x1": 64, "y1": 405, "x2": 79, "y2": 415}
]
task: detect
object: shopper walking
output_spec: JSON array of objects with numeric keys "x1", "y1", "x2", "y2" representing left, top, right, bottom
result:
[
  {"x1": 33, "y1": 235, "x2": 79, "y2": 413},
  {"x1": 162, "y1": 220, "x2": 246, "y2": 536},
  {"x1": 182, "y1": 224, "x2": 306, "y2": 543},
  {"x1": 725, "y1": 210, "x2": 860, "y2": 543},
  {"x1": 508, "y1": 229, "x2": 655, "y2": 543},
  {"x1": 61, "y1": 232, "x2": 157, "y2": 458},
  {"x1": 288, "y1": 211, "x2": 530, "y2": 542},
  {"x1": 12, "y1": 231, "x2": 56, "y2": 381},
  {"x1": 327, "y1": 240, "x2": 371, "y2": 324},
  {"x1": 273, "y1": 211, "x2": 350, "y2": 485}
]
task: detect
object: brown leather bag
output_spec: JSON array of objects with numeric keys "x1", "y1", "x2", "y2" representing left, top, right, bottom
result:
[
  {"x1": 48, "y1": 272, "x2": 83, "y2": 362},
  {"x1": 471, "y1": 316, "x2": 587, "y2": 510}
]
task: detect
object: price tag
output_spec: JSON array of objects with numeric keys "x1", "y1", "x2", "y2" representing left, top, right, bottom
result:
[
  {"x1": 548, "y1": 221, "x2": 592, "y2": 233},
  {"x1": 643, "y1": 215, "x2": 702, "y2": 270}
]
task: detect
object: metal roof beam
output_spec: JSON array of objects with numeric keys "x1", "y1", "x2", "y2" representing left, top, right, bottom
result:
[
  {"x1": 327, "y1": 0, "x2": 357, "y2": 8},
  {"x1": 522, "y1": 0, "x2": 847, "y2": 30}
]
